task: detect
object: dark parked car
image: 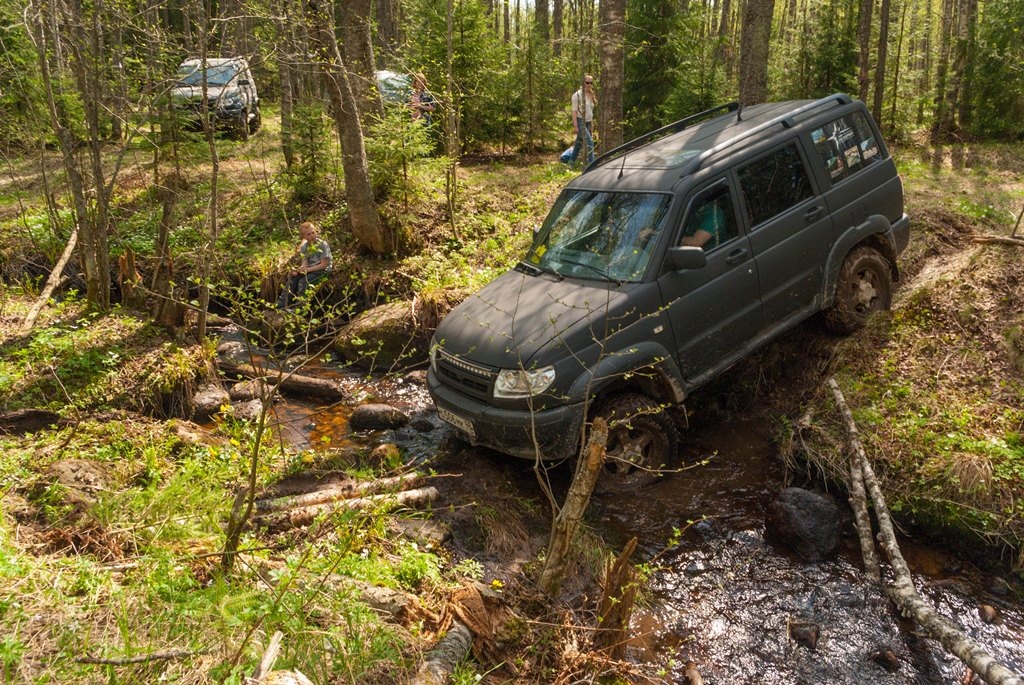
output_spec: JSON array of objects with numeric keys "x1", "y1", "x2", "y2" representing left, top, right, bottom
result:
[
  {"x1": 171, "y1": 57, "x2": 260, "y2": 138},
  {"x1": 427, "y1": 93, "x2": 909, "y2": 490}
]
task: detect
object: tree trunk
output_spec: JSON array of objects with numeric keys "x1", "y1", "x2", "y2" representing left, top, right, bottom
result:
[
  {"x1": 598, "y1": 0, "x2": 625, "y2": 151},
  {"x1": 29, "y1": 0, "x2": 110, "y2": 311},
  {"x1": 552, "y1": 0, "x2": 563, "y2": 55},
  {"x1": 341, "y1": 0, "x2": 384, "y2": 127},
  {"x1": 872, "y1": 0, "x2": 891, "y2": 123},
  {"x1": 539, "y1": 418, "x2": 607, "y2": 595},
  {"x1": 535, "y1": 0, "x2": 549, "y2": 43},
  {"x1": 739, "y1": 0, "x2": 775, "y2": 105},
  {"x1": 373, "y1": 0, "x2": 402, "y2": 60},
  {"x1": 856, "y1": 0, "x2": 873, "y2": 101},
  {"x1": 309, "y1": 2, "x2": 392, "y2": 254},
  {"x1": 930, "y1": 0, "x2": 954, "y2": 140}
]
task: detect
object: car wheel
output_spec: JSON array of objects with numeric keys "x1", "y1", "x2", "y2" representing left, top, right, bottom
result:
[
  {"x1": 592, "y1": 393, "x2": 679, "y2": 492},
  {"x1": 824, "y1": 246, "x2": 893, "y2": 334},
  {"x1": 249, "y1": 105, "x2": 261, "y2": 134}
]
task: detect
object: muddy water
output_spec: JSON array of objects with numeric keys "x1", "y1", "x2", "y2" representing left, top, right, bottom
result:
[
  {"x1": 595, "y1": 420, "x2": 1024, "y2": 684},
  {"x1": 238, "y1": 338, "x2": 1023, "y2": 683}
]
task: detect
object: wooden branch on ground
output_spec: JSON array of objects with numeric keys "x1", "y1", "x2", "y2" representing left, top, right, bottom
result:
[
  {"x1": 255, "y1": 473, "x2": 424, "y2": 514},
  {"x1": 255, "y1": 486, "x2": 439, "y2": 529},
  {"x1": 249, "y1": 631, "x2": 284, "y2": 683},
  {"x1": 828, "y1": 379, "x2": 881, "y2": 582},
  {"x1": 539, "y1": 417, "x2": 608, "y2": 596},
  {"x1": 21, "y1": 224, "x2": 78, "y2": 334},
  {"x1": 972, "y1": 235, "x2": 1024, "y2": 248},
  {"x1": 829, "y1": 378, "x2": 1024, "y2": 685},
  {"x1": 593, "y1": 536, "x2": 638, "y2": 659},
  {"x1": 409, "y1": 621, "x2": 474, "y2": 685},
  {"x1": 217, "y1": 360, "x2": 346, "y2": 400}
]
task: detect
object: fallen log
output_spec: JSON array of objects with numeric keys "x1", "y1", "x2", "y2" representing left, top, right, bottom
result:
[
  {"x1": 972, "y1": 235, "x2": 1024, "y2": 248},
  {"x1": 827, "y1": 379, "x2": 881, "y2": 582},
  {"x1": 254, "y1": 473, "x2": 424, "y2": 514},
  {"x1": 256, "y1": 486, "x2": 439, "y2": 529},
  {"x1": 829, "y1": 378, "x2": 1024, "y2": 685},
  {"x1": 409, "y1": 621, "x2": 474, "y2": 685},
  {"x1": 217, "y1": 360, "x2": 346, "y2": 401},
  {"x1": 0, "y1": 409, "x2": 63, "y2": 435},
  {"x1": 21, "y1": 224, "x2": 78, "y2": 334}
]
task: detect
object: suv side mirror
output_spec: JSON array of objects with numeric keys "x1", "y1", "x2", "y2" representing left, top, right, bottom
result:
[{"x1": 667, "y1": 246, "x2": 707, "y2": 271}]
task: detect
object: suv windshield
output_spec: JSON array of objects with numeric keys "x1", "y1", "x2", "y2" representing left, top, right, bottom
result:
[
  {"x1": 177, "y1": 64, "x2": 238, "y2": 87},
  {"x1": 525, "y1": 190, "x2": 672, "y2": 282}
]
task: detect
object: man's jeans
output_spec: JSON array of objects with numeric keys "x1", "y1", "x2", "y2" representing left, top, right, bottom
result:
[
  {"x1": 277, "y1": 271, "x2": 326, "y2": 309},
  {"x1": 567, "y1": 117, "x2": 594, "y2": 166}
]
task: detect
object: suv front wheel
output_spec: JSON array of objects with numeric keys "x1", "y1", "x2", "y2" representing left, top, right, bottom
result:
[
  {"x1": 592, "y1": 393, "x2": 679, "y2": 492},
  {"x1": 824, "y1": 246, "x2": 893, "y2": 334}
]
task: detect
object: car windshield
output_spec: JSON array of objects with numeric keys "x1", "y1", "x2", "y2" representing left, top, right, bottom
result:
[
  {"x1": 524, "y1": 190, "x2": 672, "y2": 282},
  {"x1": 177, "y1": 64, "x2": 238, "y2": 87}
]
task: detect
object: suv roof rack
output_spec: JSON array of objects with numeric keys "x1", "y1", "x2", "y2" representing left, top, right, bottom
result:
[
  {"x1": 695, "y1": 92, "x2": 852, "y2": 165},
  {"x1": 588, "y1": 101, "x2": 740, "y2": 171},
  {"x1": 586, "y1": 92, "x2": 853, "y2": 173}
]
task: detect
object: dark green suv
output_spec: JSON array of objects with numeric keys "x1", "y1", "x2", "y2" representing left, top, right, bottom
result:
[{"x1": 427, "y1": 93, "x2": 909, "y2": 489}]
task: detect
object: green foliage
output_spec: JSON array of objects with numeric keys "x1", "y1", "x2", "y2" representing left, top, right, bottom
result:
[
  {"x1": 366, "y1": 106, "x2": 435, "y2": 195},
  {"x1": 0, "y1": 3, "x2": 47, "y2": 147},
  {"x1": 404, "y1": 0, "x2": 517, "y2": 152},
  {"x1": 970, "y1": 0, "x2": 1024, "y2": 138},
  {"x1": 284, "y1": 102, "x2": 333, "y2": 204},
  {"x1": 626, "y1": 1, "x2": 729, "y2": 136}
]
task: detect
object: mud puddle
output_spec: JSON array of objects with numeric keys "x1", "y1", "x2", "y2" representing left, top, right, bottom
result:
[
  {"x1": 595, "y1": 420, "x2": 1024, "y2": 683},
  {"x1": 226, "y1": 328, "x2": 1024, "y2": 683}
]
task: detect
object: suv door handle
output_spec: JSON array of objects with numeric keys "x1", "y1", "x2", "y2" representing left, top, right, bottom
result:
[
  {"x1": 804, "y1": 205, "x2": 824, "y2": 221},
  {"x1": 725, "y1": 248, "x2": 749, "y2": 265}
]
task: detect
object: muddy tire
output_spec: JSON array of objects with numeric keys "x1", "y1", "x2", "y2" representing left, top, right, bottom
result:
[
  {"x1": 592, "y1": 393, "x2": 679, "y2": 492},
  {"x1": 824, "y1": 246, "x2": 893, "y2": 334}
]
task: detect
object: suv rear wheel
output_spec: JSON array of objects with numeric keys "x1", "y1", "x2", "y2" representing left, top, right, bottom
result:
[
  {"x1": 593, "y1": 393, "x2": 679, "y2": 492},
  {"x1": 824, "y1": 246, "x2": 893, "y2": 334}
]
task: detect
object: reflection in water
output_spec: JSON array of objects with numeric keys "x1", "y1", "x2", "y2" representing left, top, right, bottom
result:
[{"x1": 594, "y1": 420, "x2": 1024, "y2": 684}]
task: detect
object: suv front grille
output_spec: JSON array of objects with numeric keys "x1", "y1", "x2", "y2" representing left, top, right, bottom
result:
[{"x1": 436, "y1": 349, "x2": 495, "y2": 399}]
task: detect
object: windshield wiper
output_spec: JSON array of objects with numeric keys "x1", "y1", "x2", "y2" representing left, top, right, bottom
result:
[
  {"x1": 515, "y1": 260, "x2": 542, "y2": 275},
  {"x1": 516, "y1": 260, "x2": 564, "y2": 280},
  {"x1": 557, "y1": 258, "x2": 623, "y2": 286}
]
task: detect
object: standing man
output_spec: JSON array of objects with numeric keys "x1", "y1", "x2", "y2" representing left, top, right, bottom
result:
[
  {"x1": 567, "y1": 75, "x2": 597, "y2": 167},
  {"x1": 278, "y1": 221, "x2": 332, "y2": 309}
]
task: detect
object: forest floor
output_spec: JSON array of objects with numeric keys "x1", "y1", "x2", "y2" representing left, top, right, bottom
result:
[{"x1": 0, "y1": 132, "x2": 1023, "y2": 682}]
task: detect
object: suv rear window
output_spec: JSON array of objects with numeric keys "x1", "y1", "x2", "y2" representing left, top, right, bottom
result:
[
  {"x1": 810, "y1": 111, "x2": 882, "y2": 183},
  {"x1": 737, "y1": 143, "x2": 814, "y2": 227}
]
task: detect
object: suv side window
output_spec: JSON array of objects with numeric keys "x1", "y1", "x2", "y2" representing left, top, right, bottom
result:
[
  {"x1": 680, "y1": 182, "x2": 738, "y2": 251},
  {"x1": 736, "y1": 142, "x2": 814, "y2": 228},
  {"x1": 810, "y1": 111, "x2": 881, "y2": 183}
]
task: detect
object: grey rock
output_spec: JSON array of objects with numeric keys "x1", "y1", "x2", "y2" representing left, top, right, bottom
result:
[
  {"x1": 350, "y1": 403, "x2": 411, "y2": 430},
  {"x1": 765, "y1": 487, "x2": 841, "y2": 562},
  {"x1": 192, "y1": 384, "x2": 230, "y2": 422}
]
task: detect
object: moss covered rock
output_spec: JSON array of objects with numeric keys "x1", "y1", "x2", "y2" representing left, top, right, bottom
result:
[{"x1": 335, "y1": 300, "x2": 430, "y2": 372}]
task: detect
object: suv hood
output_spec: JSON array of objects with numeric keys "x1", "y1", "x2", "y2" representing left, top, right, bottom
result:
[
  {"x1": 435, "y1": 270, "x2": 631, "y2": 369},
  {"x1": 172, "y1": 85, "x2": 238, "y2": 101}
]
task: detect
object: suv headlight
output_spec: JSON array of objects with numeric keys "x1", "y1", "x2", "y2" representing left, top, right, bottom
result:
[{"x1": 493, "y1": 366, "x2": 555, "y2": 398}]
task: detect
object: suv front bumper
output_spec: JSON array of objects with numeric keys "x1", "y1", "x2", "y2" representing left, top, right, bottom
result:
[{"x1": 427, "y1": 369, "x2": 584, "y2": 461}]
